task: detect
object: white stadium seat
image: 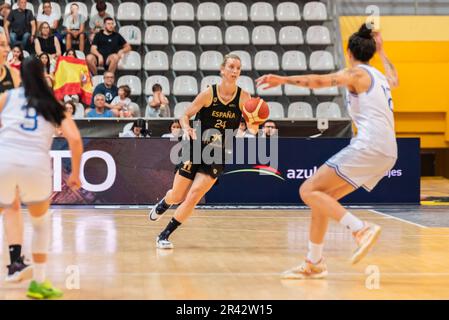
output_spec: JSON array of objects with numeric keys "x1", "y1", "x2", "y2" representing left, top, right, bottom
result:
[
  {"x1": 38, "y1": 2, "x2": 61, "y2": 20},
  {"x1": 128, "y1": 102, "x2": 141, "y2": 117},
  {"x1": 117, "y1": 75, "x2": 142, "y2": 96},
  {"x1": 173, "y1": 76, "x2": 198, "y2": 96},
  {"x1": 303, "y1": 2, "x2": 327, "y2": 21},
  {"x1": 14, "y1": 2, "x2": 35, "y2": 15},
  {"x1": 250, "y1": 2, "x2": 274, "y2": 22},
  {"x1": 252, "y1": 26, "x2": 276, "y2": 45},
  {"x1": 282, "y1": 51, "x2": 307, "y2": 71},
  {"x1": 145, "y1": 76, "x2": 170, "y2": 95},
  {"x1": 73, "y1": 103, "x2": 85, "y2": 119},
  {"x1": 267, "y1": 102, "x2": 284, "y2": 119},
  {"x1": 171, "y1": 2, "x2": 194, "y2": 22},
  {"x1": 284, "y1": 84, "x2": 311, "y2": 96},
  {"x1": 144, "y1": 2, "x2": 168, "y2": 21},
  {"x1": 172, "y1": 51, "x2": 197, "y2": 71},
  {"x1": 310, "y1": 51, "x2": 335, "y2": 71},
  {"x1": 144, "y1": 51, "x2": 169, "y2": 71},
  {"x1": 174, "y1": 102, "x2": 191, "y2": 119},
  {"x1": 288, "y1": 102, "x2": 313, "y2": 119},
  {"x1": 313, "y1": 87, "x2": 339, "y2": 96},
  {"x1": 254, "y1": 51, "x2": 280, "y2": 71},
  {"x1": 279, "y1": 26, "x2": 304, "y2": 45},
  {"x1": 118, "y1": 51, "x2": 141, "y2": 71},
  {"x1": 199, "y1": 51, "x2": 223, "y2": 71},
  {"x1": 197, "y1": 2, "x2": 221, "y2": 21},
  {"x1": 237, "y1": 76, "x2": 255, "y2": 95},
  {"x1": 75, "y1": 50, "x2": 85, "y2": 59},
  {"x1": 172, "y1": 26, "x2": 196, "y2": 45},
  {"x1": 116, "y1": 2, "x2": 141, "y2": 21},
  {"x1": 198, "y1": 26, "x2": 223, "y2": 45},
  {"x1": 118, "y1": 26, "x2": 142, "y2": 45},
  {"x1": 257, "y1": 85, "x2": 283, "y2": 96},
  {"x1": 276, "y1": 2, "x2": 300, "y2": 22},
  {"x1": 64, "y1": 2, "x2": 88, "y2": 20},
  {"x1": 144, "y1": 26, "x2": 169, "y2": 45},
  {"x1": 316, "y1": 102, "x2": 342, "y2": 118},
  {"x1": 306, "y1": 26, "x2": 331, "y2": 45},
  {"x1": 201, "y1": 76, "x2": 222, "y2": 91},
  {"x1": 224, "y1": 2, "x2": 248, "y2": 21},
  {"x1": 230, "y1": 50, "x2": 252, "y2": 71},
  {"x1": 225, "y1": 26, "x2": 250, "y2": 45},
  {"x1": 91, "y1": 75, "x2": 104, "y2": 88},
  {"x1": 90, "y1": 2, "x2": 114, "y2": 19}
]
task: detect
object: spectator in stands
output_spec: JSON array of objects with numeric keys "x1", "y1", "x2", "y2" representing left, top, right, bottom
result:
[
  {"x1": 89, "y1": 0, "x2": 110, "y2": 44},
  {"x1": 122, "y1": 118, "x2": 147, "y2": 138},
  {"x1": 0, "y1": 4, "x2": 11, "y2": 28},
  {"x1": 64, "y1": 101, "x2": 76, "y2": 117},
  {"x1": 4, "y1": 0, "x2": 36, "y2": 49},
  {"x1": 162, "y1": 120, "x2": 182, "y2": 139},
  {"x1": 236, "y1": 118, "x2": 255, "y2": 138},
  {"x1": 110, "y1": 84, "x2": 132, "y2": 117},
  {"x1": 90, "y1": 71, "x2": 118, "y2": 110},
  {"x1": 64, "y1": 48, "x2": 79, "y2": 59},
  {"x1": 145, "y1": 83, "x2": 170, "y2": 118},
  {"x1": 35, "y1": 22, "x2": 61, "y2": 65},
  {"x1": 8, "y1": 45, "x2": 23, "y2": 71},
  {"x1": 261, "y1": 120, "x2": 278, "y2": 138},
  {"x1": 86, "y1": 93, "x2": 114, "y2": 118},
  {"x1": 38, "y1": 52, "x2": 54, "y2": 88},
  {"x1": 63, "y1": 3, "x2": 86, "y2": 53},
  {"x1": 86, "y1": 17, "x2": 131, "y2": 75},
  {"x1": 36, "y1": 1, "x2": 59, "y2": 32}
]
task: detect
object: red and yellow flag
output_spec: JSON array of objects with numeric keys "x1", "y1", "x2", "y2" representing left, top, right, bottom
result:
[{"x1": 53, "y1": 56, "x2": 93, "y2": 105}]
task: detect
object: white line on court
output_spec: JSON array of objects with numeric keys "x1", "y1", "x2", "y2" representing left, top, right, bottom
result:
[{"x1": 369, "y1": 209, "x2": 428, "y2": 229}]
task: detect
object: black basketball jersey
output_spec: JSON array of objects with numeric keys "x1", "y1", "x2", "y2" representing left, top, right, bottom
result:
[
  {"x1": 0, "y1": 66, "x2": 15, "y2": 93},
  {"x1": 194, "y1": 84, "x2": 242, "y2": 148}
]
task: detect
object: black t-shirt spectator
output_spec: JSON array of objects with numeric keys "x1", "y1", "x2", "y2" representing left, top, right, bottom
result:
[
  {"x1": 7, "y1": 8, "x2": 34, "y2": 36},
  {"x1": 90, "y1": 83, "x2": 119, "y2": 108},
  {"x1": 37, "y1": 35, "x2": 56, "y2": 54},
  {"x1": 92, "y1": 31, "x2": 127, "y2": 60}
]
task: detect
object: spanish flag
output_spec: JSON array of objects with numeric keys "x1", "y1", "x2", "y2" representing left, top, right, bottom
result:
[{"x1": 53, "y1": 56, "x2": 93, "y2": 105}]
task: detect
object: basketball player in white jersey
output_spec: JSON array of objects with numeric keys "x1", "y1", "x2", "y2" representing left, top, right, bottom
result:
[
  {"x1": 256, "y1": 24, "x2": 399, "y2": 279},
  {"x1": 0, "y1": 29, "x2": 31, "y2": 283},
  {"x1": 0, "y1": 57, "x2": 83, "y2": 298}
]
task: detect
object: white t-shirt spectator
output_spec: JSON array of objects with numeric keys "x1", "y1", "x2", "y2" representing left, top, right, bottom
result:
[
  {"x1": 36, "y1": 12, "x2": 58, "y2": 27},
  {"x1": 110, "y1": 96, "x2": 131, "y2": 108}
]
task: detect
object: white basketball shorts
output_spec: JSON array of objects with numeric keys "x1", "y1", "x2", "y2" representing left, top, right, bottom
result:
[{"x1": 325, "y1": 145, "x2": 397, "y2": 192}]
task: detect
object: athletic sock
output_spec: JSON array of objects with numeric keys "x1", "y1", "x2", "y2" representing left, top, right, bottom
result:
[
  {"x1": 9, "y1": 245, "x2": 22, "y2": 264},
  {"x1": 306, "y1": 241, "x2": 324, "y2": 264},
  {"x1": 339, "y1": 212, "x2": 364, "y2": 233},
  {"x1": 160, "y1": 199, "x2": 170, "y2": 210},
  {"x1": 33, "y1": 263, "x2": 46, "y2": 283},
  {"x1": 159, "y1": 218, "x2": 181, "y2": 240}
]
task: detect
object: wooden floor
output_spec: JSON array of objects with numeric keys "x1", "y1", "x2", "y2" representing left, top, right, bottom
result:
[{"x1": 2, "y1": 208, "x2": 449, "y2": 300}]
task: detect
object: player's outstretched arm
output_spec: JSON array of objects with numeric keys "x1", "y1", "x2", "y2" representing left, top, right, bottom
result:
[
  {"x1": 59, "y1": 114, "x2": 83, "y2": 191},
  {"x1": 256, "y1": 69, "x2": 365, "y2": 91},
  {"x1": 180, "y1": 89, "x2": 212, "y2": 140},
  {"x1": 373, "y1": 32, "x2": 399, "y2": 89}
]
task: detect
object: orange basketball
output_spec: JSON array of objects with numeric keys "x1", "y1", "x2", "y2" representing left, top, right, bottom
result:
[{"x1": 242, "y1": 97, "x2": 270, "y2": 125}]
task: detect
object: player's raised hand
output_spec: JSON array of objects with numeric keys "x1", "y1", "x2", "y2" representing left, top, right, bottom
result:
[
  {"x1": 67, "y1": 174, "x2": 82, "y2": 191},
  {"x1": 255, "y1": 74, "x2": 285, "y2": 89}
]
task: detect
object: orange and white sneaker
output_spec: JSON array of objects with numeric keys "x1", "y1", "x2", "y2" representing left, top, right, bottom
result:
[
  {"x1": 350, "y1": 222, "x2": 381, "y2": 265},
  {"x1": 281, "y1": 259, "x2": 328, "y2": 280}
]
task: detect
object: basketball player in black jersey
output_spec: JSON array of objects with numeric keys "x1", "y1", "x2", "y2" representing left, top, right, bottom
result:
[
  {"x1": 0, "y1": 30, "x2": 30, "y2": 282},
  {"x1": 149, "y1": 54, "x2": 258, "y2": 249}
]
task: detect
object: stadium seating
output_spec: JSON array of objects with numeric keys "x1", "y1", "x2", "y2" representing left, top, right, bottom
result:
[{"x1": 288, "y1": 102, "x2": 314, "y2": 118}]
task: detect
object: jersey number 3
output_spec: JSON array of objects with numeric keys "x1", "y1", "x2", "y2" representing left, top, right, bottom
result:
[{"x1": 20, "y1": 106, "x2": 38, "y2": 131}]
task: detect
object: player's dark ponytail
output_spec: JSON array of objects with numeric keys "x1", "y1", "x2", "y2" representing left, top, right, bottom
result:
[
  {"x1": 348, "y1": 23, "x2": 376, "y2": 63},
  {"x1": 20, "y1": 57, "x2": 66, "y2": 126}
]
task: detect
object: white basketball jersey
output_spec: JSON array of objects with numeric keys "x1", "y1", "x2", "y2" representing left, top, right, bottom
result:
[
  {"x1": 347, "y1": 64, "x2": 397, "y2": 158},
  {"x1": 0, "y1": 87, "x2": 56, "y2": 168}
]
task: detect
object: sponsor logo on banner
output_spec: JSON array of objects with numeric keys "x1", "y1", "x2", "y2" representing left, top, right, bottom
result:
[{"x1": 225, "y1": 165, "x2": 285, "y2": 181}]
